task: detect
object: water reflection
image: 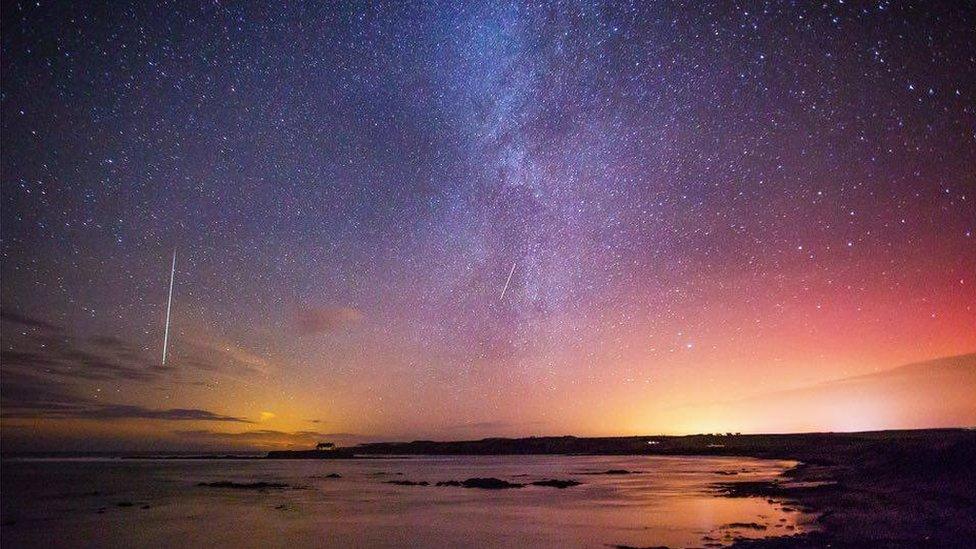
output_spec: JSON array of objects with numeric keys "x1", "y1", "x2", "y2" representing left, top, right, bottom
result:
[{"x1": 1, "y1": 455, "x2": 815, "y2": 548}]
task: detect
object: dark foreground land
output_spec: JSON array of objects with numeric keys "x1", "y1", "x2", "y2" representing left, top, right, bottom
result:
[
  {"x1": 264, "y1": 448, "x2": 356, "y2": 459},
  {"x1": 354, "y1": 429, "x2": 976, "y2": 547}
]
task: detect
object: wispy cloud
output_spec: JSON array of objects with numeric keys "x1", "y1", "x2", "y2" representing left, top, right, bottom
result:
[
  {"x1": 79, "y1": 406, "x2": 250, "y2": 422},
  {"x1": 173, "y1": 429, "x2": 366, "y2": 449},
  {"x1": 661, "y1": 353, "x2": 976, "y2": 433},
  {"x1": 0, "y1": 310, "x2": 62, "y2": 331},
  {"x1": 0, "y1": 370, "x2": 252, "y2": 423},
  {"x1": 2, "y1": 403, "x2": 252, "y2": 423},
  {"x1": 180, "y1": 336, "x2": 272, "y2": 376},
  {"x1": 1, "y1": 331, "x2": 158, "y2": 382},
  {"x1": 295, "y1": 307, "x2": 363, "y2": 335},
  {"x1": 0, "y1": 310, "x2": 261, "y2": 424}
]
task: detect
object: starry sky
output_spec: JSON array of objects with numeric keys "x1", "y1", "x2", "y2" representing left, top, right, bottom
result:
[{"x1": 2, "y1": 1, "x2": 975, "y2": 451}]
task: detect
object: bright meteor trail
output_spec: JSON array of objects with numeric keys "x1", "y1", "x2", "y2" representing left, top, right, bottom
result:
[
  {"x1": 2, "y1": 0, "x2": 975, "y2": 455},
  {"x1": 162, "y1": 248, "x2": 176, "y2": 366},
  {"x1": 500, "y1": 260, "x2": 516, "y2": 300}
]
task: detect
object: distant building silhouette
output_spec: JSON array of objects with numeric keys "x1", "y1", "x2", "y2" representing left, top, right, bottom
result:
[{"x1": 316, "y1": 442, "x2": 336, "y2": 451}]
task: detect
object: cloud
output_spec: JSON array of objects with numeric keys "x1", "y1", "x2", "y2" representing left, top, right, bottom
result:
[
  {"x1": 2, "y1": 328, "x2": 160, "y2": 383},
  {"x1": 0, "y1": 310, "x2": 62, "y2": 331},
  {"x1": 1, "y1": 398, "x2": 252, "y2": 423},
  {"x1": 2, "y1": 404, "x2": 253, "y2": 423},
  {"x1": 180, "y1": 337, "x2": 272, "y2": 376},
  {"x1": 1, "y1": 344, "x2": 156, "y2": 385},
  {"x1": 173, "y1": 429, "x2": 367, "y2": 449},
  {"x1": 662, "y1": 353, "x2": 976, "y2": 433},
  {"x1": 3, "y1": 312, "x2": 268, "y2": 385},
  {"x1": 81, "y1": 406, "x2": 252, "y2": 422},
  {"x1": 295, "y1": 307, "x2": 363, "y2": 334},
  {"x1": 0, "y1": 325, "x2": 264, "y2": 424},
  {"x1": 0, "y1": 371, "x2": 87, "y2": 411},
  {"x1": 0, "y1": 371, "x2": 252, "y2": 423}
]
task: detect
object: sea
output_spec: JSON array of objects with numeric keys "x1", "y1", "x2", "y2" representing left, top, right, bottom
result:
[{"x1": 0, "y1": 455, "x2": 815, "y2": 548}]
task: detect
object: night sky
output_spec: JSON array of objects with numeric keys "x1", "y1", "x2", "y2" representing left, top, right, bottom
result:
[{"x1": 2, "y1": 1, "x2": 975, "y2": 451}]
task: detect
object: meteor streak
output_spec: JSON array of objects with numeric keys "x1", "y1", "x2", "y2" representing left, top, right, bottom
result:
[
  {"x1": 162, "y1": 248, "x2": 176, "y2": 365},
  {"x1": 500, "y1": 260, "x2": 516, "y2": 300}
]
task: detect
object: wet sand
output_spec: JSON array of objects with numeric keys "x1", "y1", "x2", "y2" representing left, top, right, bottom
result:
[
  {"x1": 0, "y1": 455, "x2": 812, "y2": 548},
  {"x1": 3, "y1": 429, "x2": 972, "y2": 547},
  {"x1": 355, "y1": 428, "x2": 976, "y2": 547},
  {"x1": 718, "y1": 430, "x2": 976, "y2": 547}
]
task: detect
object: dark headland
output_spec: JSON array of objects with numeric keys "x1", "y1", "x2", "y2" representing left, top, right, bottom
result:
[
  {"x1": 265, "y1": 447, "x2": 356, "y2": 459},
  {"x1": 351, "y1": 428, "x2": 976, "y2": 547}
]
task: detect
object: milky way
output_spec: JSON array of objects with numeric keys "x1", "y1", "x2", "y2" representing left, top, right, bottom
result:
[{"x1": 1, "y1": 1, "x2": 974, "y2": 450}]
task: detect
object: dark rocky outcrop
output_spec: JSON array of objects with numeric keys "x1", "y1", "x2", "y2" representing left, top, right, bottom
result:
[
  {"x1": 724, "y1": 522, "x2": 767, "y2": 530},
  {"x1": 459, "y1": 478, "x2": 523, "y2": 489},
  {"x1": 530, "y1": 479, "x2": 582, "y2": 489},
  {"x1": 434, "y1": 478, "x2": 524, "y2": 489}
]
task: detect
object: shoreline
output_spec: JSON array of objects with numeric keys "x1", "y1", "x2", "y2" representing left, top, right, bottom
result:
[
  {"x1": 3, "y1": 429, "x2": 972, "y2": 546},
  {"x1": 720, "y1": 461, "x2": 840, "y2": 547},
  {"x1": 718, "y1": 435, "x2": 976, "y2": 547},
  {"x1": 349, "y1": 429, "x2": 976, "y2": 547}
]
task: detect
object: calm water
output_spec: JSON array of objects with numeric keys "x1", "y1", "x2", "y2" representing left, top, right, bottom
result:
[{"x1": 1, "y1": 455, "x2": 815, "y2": 548}]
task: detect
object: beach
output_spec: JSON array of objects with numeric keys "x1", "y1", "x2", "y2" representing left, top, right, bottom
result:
[
  {"x1": 353, "y1": 428, "x2": 976, "y2": 546},
  {"x1": 1, "y1": 454, "x2": 813, "y2": 548}
]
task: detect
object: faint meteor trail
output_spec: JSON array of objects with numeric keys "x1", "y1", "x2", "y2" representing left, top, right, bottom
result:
[
  {"x1": 500, "y1": 260, "x2": 517, "y2": 300},
  {"x1": 162, "y1": 248, "x2": 176, "y2": 365}
]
